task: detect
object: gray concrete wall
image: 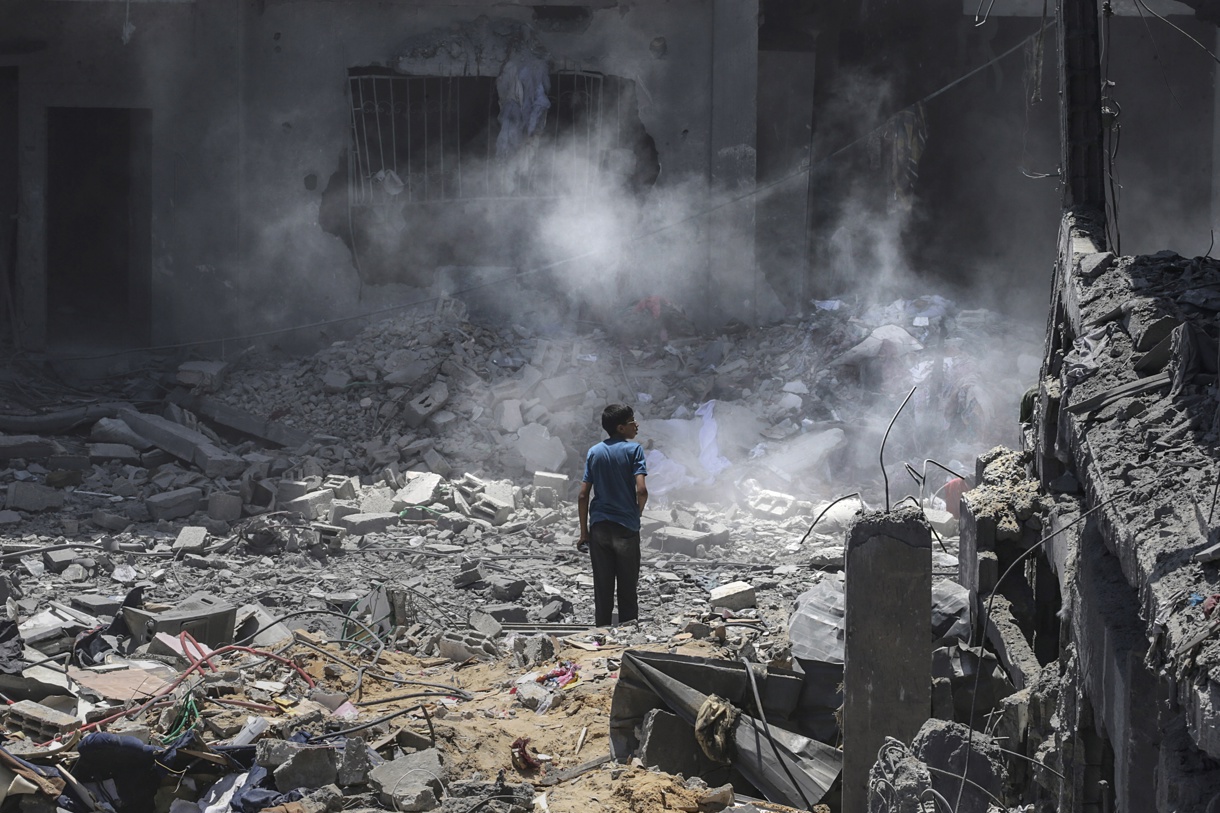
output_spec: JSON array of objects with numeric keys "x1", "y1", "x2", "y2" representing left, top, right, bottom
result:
[{"x1": 3, "y1": 0, "x2": 759, "y2": 350}]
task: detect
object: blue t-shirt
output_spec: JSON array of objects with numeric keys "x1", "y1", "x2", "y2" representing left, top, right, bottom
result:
[{"x1": 583, "y1": 437, "x2": 647, "y2": 532}]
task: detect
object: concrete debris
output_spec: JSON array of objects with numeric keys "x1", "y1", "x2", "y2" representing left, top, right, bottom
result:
[{"x1": 0, "y1": 295, "x2": 1047, "y2": 812}]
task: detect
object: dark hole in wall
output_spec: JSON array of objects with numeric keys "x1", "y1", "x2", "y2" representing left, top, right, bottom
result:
[
  {"x1": 323, "y1": 69, "x2": 658, "y2": 288},
  {"x1": 46, "y1": 107, "x2": 151, "y2": 346},
  {"x1": 0, "y1": 68, "x2": 17, "y2": 339},
  {"x1": 531, "y1": 6, "x2": 593, "y2": 33}
]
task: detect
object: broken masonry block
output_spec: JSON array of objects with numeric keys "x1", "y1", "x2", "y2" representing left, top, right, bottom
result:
[
  {"x1": 277, "y1": 480, "x2": 314, "y2": 502},
  {"x1": 173, "y1": 526, "x2": 209, "y2": 555},
  {"x1": 335, "y1": 512, "x2": 399, "y2": 536},
  {"x1": 337, "y1": 737, "x2": 370, "y2": 786},
  {"x1": 394, "y1": 472, "x2": 444, "y2": 509},
  {"x1": 0, "y1": 435, "x2": 54, "y2": 460},
  {"x1": 118, "y1": 409, "x2": 245, "y2": 478},
  {"x1": 488, "y1": 576, "x2": 527, "y2": 601},
  {"x1": 652, "y1": 526, "x2": 717, "y2": 557},
  {"x1": 496, "y1": 399, "x2": 525, "y2": 433},
  {"x1": 437, "y1": 629, "x2": 499, "y2": 662},
  {"x1": 533, "y1": 471, "x2": 569, "y2": 490},
  {"x1": 177, "y1": 360, "x2": 230, "y2": 390},
  {"x1": 274, "y1": 746, "x2": 338, "y2": 793},
  {"x1": 402, "y1": 382, "x2": 449, "y2": 429},
  {"x1": 88, "y1": 443, "x2": 141, "y2": 464},
  {"x1": 281, "y1": 489, "x2": 335, "y2": 520},
  {"x1": 6, "y1": 482, "x2": 65, "y2": 513},
  {"x1": 515, "y1": 423, "x2": 566, "y2": 473},
  {"x1": 423, "y1": 447, "x2": 451, "y2": 476},
  {"x1": 453, "y1": 560, "x2": 490, "y2": 589},
  {"x1": 5, "y1": 700, "x2": 81, "y2": 739},
  {"x1": 537, "y1": 374, "x2": 586, "y2": 409},
  {"x1": 708, "y1": 581, "x2": 756, "y2": 611},
  {"x1": 323, "y1": 475, "x2": 359, "y2": 500},
  {"x1": 511, "y1": 634, "x2": 555, "y2": 668},
  {"x1": 469, "y1": 609, "x2": 503, "y2": 637},
  {"x1": 483, "y1": 603, "x2": 528, "y2": 623},
  {"x1": 370, "y1": 749, "x2": 447, "y2": 812},
  {"x1": 146, "y1": 487, "x2": 204, "y2": 522},
  {"x1": 42, "y1": 548, "x2": 77, "y2": 574},
  {"x1": 207, "y1": 492, "x2": 243, "y2": 523},
  {"x1": 747, "y1": 489, "x2": 798, "y2": 520}
]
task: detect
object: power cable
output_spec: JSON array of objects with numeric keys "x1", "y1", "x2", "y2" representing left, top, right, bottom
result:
[{"x1": 52, "y1": 22, "x2": 1056, "y2": 364}]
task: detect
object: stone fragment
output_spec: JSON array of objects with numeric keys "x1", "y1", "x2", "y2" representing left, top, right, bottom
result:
[
  {"x1": 422, "y1": 448, "x2": 451, "y2": 477},
  {"x1": 652, "y1": 526, "x2": 716, "y2": 556},
  {"x1": 146, "y1": 487, "x2": 204, "y2": 521},
  {"x1": 0, "y1": 510, "x2": 19, "y2": 525},
  {"x1": 708, "y1": 581, "x2": 755, "y2": 611},
  {"x1": 6, "y1": 482, "x2": 64, "y2": 512},
  {"x1": 335, "y1": 513, "x2": 399, "y2": 535},
  {"x1": 72, "y1": 594, "x2": 121, "y2": 616},
  {"x1": 92, "y1": 510, "x2": 130, "y2": 531},
  {"x1": 468, "y1": 609, "x2": 503, "y2": 637},
  {"x1": 369, "y1": 749, "x2": 447, "y2": 812},
  {"x1": 208, "y1": 492, "x2": 243, "y2": 523},
  {"x1": 321, "y1": 370, "x2": 351, "y2": 394},
  {"x1": 453, "y1": 561, "x2": 489, "y2": 589}
]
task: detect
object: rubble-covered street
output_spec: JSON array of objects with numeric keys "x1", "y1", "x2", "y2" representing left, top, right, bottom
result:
[{"x1": 0, "y1": 294, "x2": 1035, "y2": 812}]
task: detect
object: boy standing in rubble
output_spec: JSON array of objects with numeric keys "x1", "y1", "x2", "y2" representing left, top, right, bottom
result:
[{"x1": 578, "y1": 404, "x2": 648, "y2": 627}]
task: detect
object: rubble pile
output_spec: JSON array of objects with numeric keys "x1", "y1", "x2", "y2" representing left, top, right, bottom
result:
[{"x1": 0, "y1": 292, "x2": 1045, "y2": 812}]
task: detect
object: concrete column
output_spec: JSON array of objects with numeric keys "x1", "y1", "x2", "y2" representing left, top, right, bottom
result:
[
  {"x1": 706, "y1": 0, "x2": 758, "y2": 326},
  {"x1": 842, "y1": 506, "x2": 932, "y2": 813}
]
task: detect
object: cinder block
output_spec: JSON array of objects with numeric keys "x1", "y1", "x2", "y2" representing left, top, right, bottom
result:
[
  {"x1": 6, "y1": 700, "x2": 80, "y2": 738},
  {"x1": 281, "y1": 490, "x2": 335, "y2": 520},
  {"x1": 207, "y1": 492, "x2": 243, "y2": 523},
  {"x1": 173, "y1": 526, "x2": 209, "y2": 555},
  {"x1": 403, "y1": 383, "x2": 449, "y2": 429},
  {"x1": 709, "y1": 581, "x2": 756, "y2": 611}
]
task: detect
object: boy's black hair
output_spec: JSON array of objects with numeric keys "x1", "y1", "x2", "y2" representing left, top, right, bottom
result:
[{"x1": 601, "y1": 403, "x2": 634, "y2": 436}]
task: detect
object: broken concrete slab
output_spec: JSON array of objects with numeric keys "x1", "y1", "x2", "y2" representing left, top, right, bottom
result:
[
  {"x1": 369, "y1": 748, "x2": 446, "y2": 811},
  {"x1": 177, "y1": 360, "x2": 230, "y2": 390},
  {"x1": 394, "y1": 473, "x2": 443, "y2": 509},
  {"x1": 6, "y1": 482, "x2": 65, "y2": 512},
  {"x1": 90, "y1": 417, "x2": 154, "y2": 450},
  {"x1": 0, "y1": 435, "x2": 55, "y2": 460},
  {"x1": 335, "y1": 512, "x2": 399, "y2": 535},
  {"x1": 516, "y1": 423, "x2": 566, "y2": 473},
  {"x1": 88, "y1": 443, "x2": 142, "y2": 464},
  {"x1": 207, "y1": 492, "x2": 243, "y2": 523},
  {"x1": 119, "y1": 408, "x2": 246, "y2": 478},
  {"x1": 274, "y1": 745, "x2": 338, "y2": 792},
  {"x1": 173, "y1": 526, "x2": 209, "y2": 555}
]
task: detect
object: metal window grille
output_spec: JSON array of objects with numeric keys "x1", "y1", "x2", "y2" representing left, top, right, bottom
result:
[{"x1": 348, "y1": 70, "x2": 620, "y2": 207}]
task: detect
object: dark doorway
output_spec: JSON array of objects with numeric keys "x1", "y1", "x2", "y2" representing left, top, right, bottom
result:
[
  {"x1": 46, "y1": 107, "x2": 151, "y2": 345},
  {"x1": 0, "y1": 68, "x2": 17, "y2": 342}
]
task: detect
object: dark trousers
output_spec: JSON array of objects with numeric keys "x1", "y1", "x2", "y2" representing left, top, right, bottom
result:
[{"x1": 589, "y1": 520, "x2": 641, "y2": 627}]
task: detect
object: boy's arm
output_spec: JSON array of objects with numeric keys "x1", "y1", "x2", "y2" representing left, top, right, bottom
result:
[
  {"x1": 635, "y1": 474, "x2": 648, "y2": 515},
  {"x1": 578, "y1": 482, "x2": 592, "y2": 546}
]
